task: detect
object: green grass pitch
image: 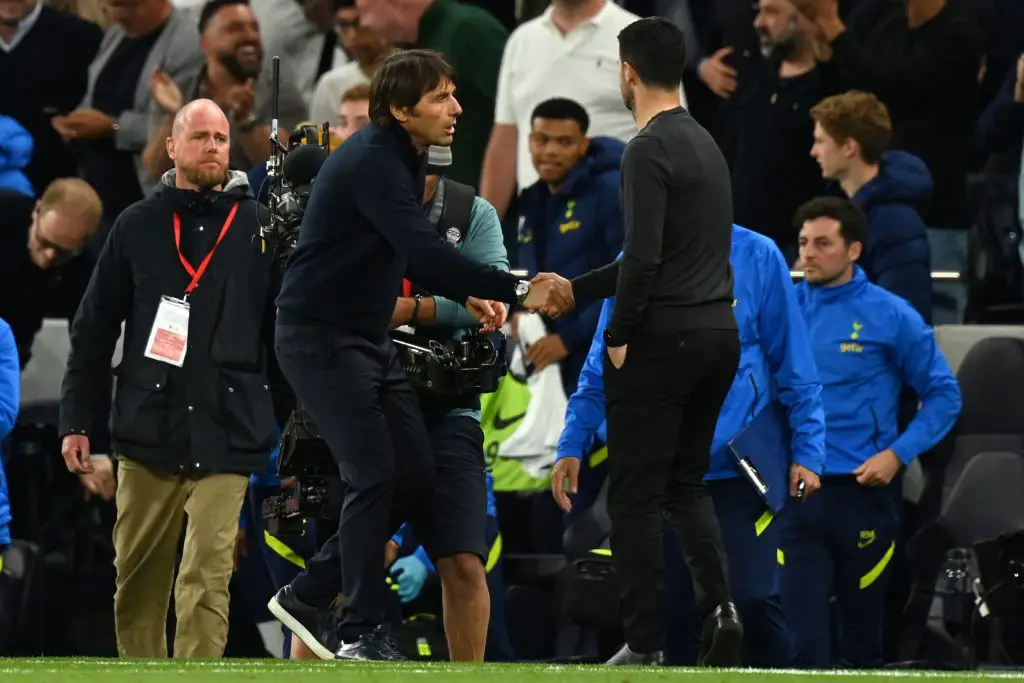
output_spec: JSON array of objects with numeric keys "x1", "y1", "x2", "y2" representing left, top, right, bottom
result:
[{"x1": 2, "y1": 659, "x2": 1024, "y2": 682}]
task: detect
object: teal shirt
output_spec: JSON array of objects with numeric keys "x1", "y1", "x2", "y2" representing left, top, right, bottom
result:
[{"x1": 430, "y1": 192, "x2": 510, "y2": 421}]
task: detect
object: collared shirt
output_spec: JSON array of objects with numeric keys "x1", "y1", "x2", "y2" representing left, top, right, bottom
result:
[
  {"x1": 0, "y1": 0, "x2": 42, "y2": 53},
  {"x1": 496, "y1": 1, "x2": 641, "y2": 190},
  {"x1": 496, "y1": 1, "x2": 687, "y2": 190}
]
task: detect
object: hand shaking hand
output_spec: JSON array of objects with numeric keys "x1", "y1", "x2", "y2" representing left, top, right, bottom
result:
[
  {"x1": 466, "y1": 297, "x2": 508, "y2": 333},
  {"x1": 524, "y1": 273, "x2": 575, "y2": 318}
]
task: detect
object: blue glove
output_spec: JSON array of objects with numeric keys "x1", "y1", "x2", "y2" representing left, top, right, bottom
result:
[{"x1": 390, "y1": 554, "x2": 429, "y2": 604}]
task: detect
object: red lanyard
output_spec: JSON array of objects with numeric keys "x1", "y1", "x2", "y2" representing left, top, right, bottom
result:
[{"x1": 173, "y1": 203, "x2": 239, "y2": 296}]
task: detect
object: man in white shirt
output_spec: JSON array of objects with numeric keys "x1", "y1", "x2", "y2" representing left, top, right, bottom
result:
[
  {"x1": 480, "y1": 0, "x2": 685, "y2": 220},
  {"x1": 309, "y1": 0, "x2": 394, "y2": 127}
]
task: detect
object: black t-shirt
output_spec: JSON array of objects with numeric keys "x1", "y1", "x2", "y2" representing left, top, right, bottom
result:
[
  {"x1": 80, "y1": 25, "x2": 165, "y2": 219},
  {"x1": 835, "y1": 0, "x2": 984, "y2": 229},
  {"x1": 729, "y1": 60, "x2": 836, "y2": 249}
]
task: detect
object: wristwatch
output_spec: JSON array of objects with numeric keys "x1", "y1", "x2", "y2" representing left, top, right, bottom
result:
[{"x1": 515, "y1": 280, "x2": 531, "y2": 305}]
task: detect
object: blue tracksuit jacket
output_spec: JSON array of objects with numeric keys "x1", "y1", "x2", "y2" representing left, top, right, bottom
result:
[
  {"x1": 557, "y1": 226, "x2": 827, "y2": 480},
  {"x1": 795, "y1": 268, "x2": 962, "y2": 474},
  {"x1": 0, "y1": 318, "x2": 20, "y2": 547}
]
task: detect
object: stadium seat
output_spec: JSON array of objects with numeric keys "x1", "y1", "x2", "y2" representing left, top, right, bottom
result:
[
  {"x1": 901, "y1": 451, "x2": 1024, "y2": 668},
  {"x1": 940, "y1": 337, "x2": 1024, "y2": 509},
  {"x1": 0, "y1": 540, "x2": 42, "y2": 656}
]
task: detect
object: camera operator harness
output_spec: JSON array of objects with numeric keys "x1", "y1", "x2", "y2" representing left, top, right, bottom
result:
[{"x1": 394, "y1": 179, "x2": 507, "y2": 408}]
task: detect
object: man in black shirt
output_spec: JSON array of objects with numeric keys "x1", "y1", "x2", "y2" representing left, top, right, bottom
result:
[
  {"x1": 270, "y1": 49, "x2": 552, "y2": 661},
  {"x1": 538, "y1": 18, "x2": 743, "y2": 667}
]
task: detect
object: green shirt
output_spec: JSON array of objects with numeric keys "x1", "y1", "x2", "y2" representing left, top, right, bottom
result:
[
  {"x1": 429, "y1": 183, "x2": 509, "y2": 421},
  {"x1": 416, "y1": 0, "x2": 508, "y2": 187}
]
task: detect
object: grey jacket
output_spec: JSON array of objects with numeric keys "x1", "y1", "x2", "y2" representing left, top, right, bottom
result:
[{"x1": 80, "y1": 8, "x2": 204, "y2": 194}]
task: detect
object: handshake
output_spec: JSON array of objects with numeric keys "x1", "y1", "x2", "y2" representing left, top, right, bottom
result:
[{"x1": 465, "y1": 273, "x2": 576, "y2": 332}]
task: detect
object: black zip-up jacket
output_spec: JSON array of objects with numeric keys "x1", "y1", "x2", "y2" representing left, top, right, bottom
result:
[
  {"x1": 276, "y1": 121, "x2": 521, "y2": 342},
  {"x1": 58, "y1": 170, "x2": 286, "y2": 477}
]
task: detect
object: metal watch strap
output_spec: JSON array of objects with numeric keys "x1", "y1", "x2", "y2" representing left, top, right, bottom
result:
[{"x1": 515, "y1": 280, "x2": 530, "y2": 305}]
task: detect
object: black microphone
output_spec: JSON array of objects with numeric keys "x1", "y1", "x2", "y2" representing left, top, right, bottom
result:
[{"x1": 283, "y1": 144, "x2": 328, "y2": 187}]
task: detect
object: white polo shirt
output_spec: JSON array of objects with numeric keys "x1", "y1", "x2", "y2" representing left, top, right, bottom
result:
[{"x1": 495, "y1": 1, "x2": 685, "y2": 191}]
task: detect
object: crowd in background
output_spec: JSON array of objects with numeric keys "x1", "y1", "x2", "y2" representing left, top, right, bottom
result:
[{"x1": 1, "y1": 0, "x2": 1024, "y2": 668}]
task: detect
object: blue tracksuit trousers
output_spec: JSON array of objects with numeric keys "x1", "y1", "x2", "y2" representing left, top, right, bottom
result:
[
  {"x1": 664, "y1": 477, "x2": 794, "y2": 667},
  {"x1": 779, "y1": 478, "x2": 900, "y2": 669}
]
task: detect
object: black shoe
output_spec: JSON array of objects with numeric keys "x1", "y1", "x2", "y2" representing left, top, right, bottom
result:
[
  {"x1": 267, "y1": 585, "x2": 340, "y2": 660},
  {"x1": 335, "y1": 625, "x2": 407, "y2": 661},
  {"x1": 698, "y1": 602, "x2": 743, "y2": 668},
  {"x1": 605, "y1": 643, "x2": 664, "y2": 666}
]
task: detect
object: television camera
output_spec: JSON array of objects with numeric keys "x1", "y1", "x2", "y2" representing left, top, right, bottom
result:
[
  {"x1": 256, "y1": 56, "x2": 332, "y2": 260},
  {"x1": 258, "y1": 56, "x2": 510, "y2": 533}
]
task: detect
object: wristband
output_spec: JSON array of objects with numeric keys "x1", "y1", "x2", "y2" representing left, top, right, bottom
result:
[{"x1": 411, "y1": 294, "x2": 423, "y2": 326}]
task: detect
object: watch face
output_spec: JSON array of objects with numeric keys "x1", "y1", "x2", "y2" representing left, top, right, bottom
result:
[{"x1": 516, "y1": 281, "x2": 530, "y2": 297}]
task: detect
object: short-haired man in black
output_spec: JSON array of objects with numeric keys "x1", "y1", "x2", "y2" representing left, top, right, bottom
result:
[
  {"x1": 535, "y1": 18, "x2": 744, "y2": 667},
  {"x1": 269, "y1": 49, "x2": 554, "y2": 661}
]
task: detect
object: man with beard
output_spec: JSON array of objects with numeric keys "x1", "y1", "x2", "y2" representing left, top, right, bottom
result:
[
  {"x1": 727, "y1": 0, "x2": 837, "y2": 263},
  {"x1": 141, "y1": 0, "x2": 308, "y2": 187},
  {"x1": 784, "y1": 196, "x2": 960, "y2": 668},
  {"x1": 533, "y1": 18, "x2": 744, "y2": 667},
  {"x1": 58, "y1": 99, "x2": 287, "y2": 659}
]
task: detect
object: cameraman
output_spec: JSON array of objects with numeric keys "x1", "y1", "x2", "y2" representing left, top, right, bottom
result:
[
  {"x1": 270, "y1": 49, "x2": 553, "y2": 661},
  {"x1": 385, "y1": 145, "x2": 514, "y2": 662}
]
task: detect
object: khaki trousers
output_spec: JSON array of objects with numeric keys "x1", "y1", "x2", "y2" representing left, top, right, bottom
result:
[{"x1": 112, "y1": 456, "x2": 248, "y2": 658}]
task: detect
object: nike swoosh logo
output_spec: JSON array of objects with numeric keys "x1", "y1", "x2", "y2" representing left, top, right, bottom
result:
[
  {"x1": 858, "y1": 540, "x2": 874, "y2": 549},
  {"x1": 493, "y1": 411, "x2": 526, "y2": 430}
]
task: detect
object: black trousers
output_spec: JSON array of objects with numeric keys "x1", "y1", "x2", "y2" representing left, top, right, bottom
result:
[
  {"x1": 274, "y1": 324, "x2": 436, "y2": 638},
  {"x1": 604, "y1": 328, "x2": 740, "y2": 654}
]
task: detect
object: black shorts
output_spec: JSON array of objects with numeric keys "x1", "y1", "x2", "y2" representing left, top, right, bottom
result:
[{"x1": 420, "y1": 414, "x2": 489, "y2": 563}]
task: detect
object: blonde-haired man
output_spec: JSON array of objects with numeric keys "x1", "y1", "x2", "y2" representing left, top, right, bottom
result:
[{"x1": 809, "y1": 90, "x2": 932, "y2": 323}]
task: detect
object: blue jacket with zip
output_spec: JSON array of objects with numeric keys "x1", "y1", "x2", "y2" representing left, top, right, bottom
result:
[
  {"x1": 0, "y1": 318, "x2": 20, "y2": 548},
  {"x1": 517, "y1": 137, "x2": 625, "y2": 390},
  {"x1": 557, "y1": 226, "x2": 827, "y2": 480},
  {"x1": 0, "y1": 116, "x2": 34, "y2": 198},
  {"x1": 795, "y1": 268, "x2": 961, "y2": 474}
]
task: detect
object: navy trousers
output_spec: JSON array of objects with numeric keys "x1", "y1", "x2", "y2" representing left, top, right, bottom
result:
[
  {"x1": 664, "y1": 477, "x2": 794, "y2": 667},
  {"x1": 780, "y1": 478, "x2": 900, "y2": 669}
]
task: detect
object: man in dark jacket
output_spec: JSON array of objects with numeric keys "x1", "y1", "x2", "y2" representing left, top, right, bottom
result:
[
  {"x1": 270, "y1": 49, "x2": 550, "y2": 662},
  {"x1": 517, "y1": 97, "x2": 625, "y2": 398},
  {"x1": 58, "y1": 99, "x2": 283, "y2": 660},
  {"x1": 0, "y1": 179, "x2": 102, "y2": 369},
  {"x1": 810, "y1": 91, "x2": 932, "y2": 323}
]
